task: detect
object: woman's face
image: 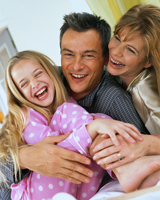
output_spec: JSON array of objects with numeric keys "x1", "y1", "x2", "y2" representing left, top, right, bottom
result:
[{"x1": 107, "y1": 27, "x2": 151, "y2": 87}]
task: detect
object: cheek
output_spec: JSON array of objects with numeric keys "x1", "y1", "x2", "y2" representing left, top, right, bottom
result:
[
  {"x1": 23, "y1": 89, "x2": 30, "y2": 97},
  {"x1": 108, "y1": 41, "x2": 112, "y2": 50},
  {"x1": 108, "y1": 39, "x2": 115, "y2": 50}
]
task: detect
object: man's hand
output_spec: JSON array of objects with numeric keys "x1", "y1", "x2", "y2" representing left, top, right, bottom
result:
[
  {"x1": 90, "y1": 134, "x2": 158, "y2": 170},
  {"x1": 19, "y1": 133, "x2": 93, "y2": 184}
]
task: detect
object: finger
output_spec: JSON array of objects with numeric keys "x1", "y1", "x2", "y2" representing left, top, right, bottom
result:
[
  {"x1": 60, "y1": 148, "x2": 91, "y2": 165},
  {"x1": 124, "y1": 123, "x2": 141, "y2": 135},
  {"x1": 93, "y1": 138, "x2": 114, "y2": 153},
  {"x1": 47, "y1": 132, "x2": 71, "y2": 144},
  {"x1": 62, "y1": 159, "x2": 94, "y2": 179},
  {"x1": 97, "y1": 155, "x2": 118, "y2": 166},
  {"x1": 90, "y1": 135, "x2": 105, "y2": 156},
  {"x1": 109, "y1": 133, "x2": 120, "y2": 146},
  {"x1": 93, "y1": 145, "x2": 120, "y2": 161},
  {"x1": 56, "y1": 167, "x2": 92, "y2": 184},
  {"x1": 56, "y1": 174, "x2": 82, "y2": 184},
  {"x1": 105, "y1": 158, "x2": 129, "y2": 170},
  {"x1": 118, "y1": 128, "x2": 143, "y2": 143}
]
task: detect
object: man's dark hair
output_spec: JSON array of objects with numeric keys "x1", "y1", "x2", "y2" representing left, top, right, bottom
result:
[{"x1": 60, "y1": 12, "x2": 111, "y2": 57}]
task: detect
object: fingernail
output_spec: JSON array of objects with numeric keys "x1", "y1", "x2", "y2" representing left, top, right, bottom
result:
[
  {"x1": 85, "y1": 160, "x2": 90, "y2": 164},
  {"x1": 97, "y1": 160, "x2": 101, "y2": 164},
  {"x1": 88, "y1": 172, "x2": 93, "y2": 177},
  {"x1": 93, "y1": 155, "x2": 96, "y2": 160},
  {"x1": 84, "y1": 178, "x2": 90, "y2": 183},
  {"x1": 76, "y1": 181, "x2": 81, "y2": 184},
  {"x1": 106, "y1": 166, "x2": 110, "y2": 170},
  {"x1": 93, "y1": 148, "x2": 96, "y2": 153}
]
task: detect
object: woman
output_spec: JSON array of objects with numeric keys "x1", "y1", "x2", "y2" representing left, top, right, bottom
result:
[
  {"x1": 107, "y1": 4, "x2": 160, "y2": 136},
  {"x1": 93, "y1": 4, "x2": 160, "y2": 193}
]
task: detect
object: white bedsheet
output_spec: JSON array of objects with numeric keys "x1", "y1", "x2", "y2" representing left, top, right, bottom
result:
[{"x1": 52, "y1": 180, "x2": 160, "y2": 200}]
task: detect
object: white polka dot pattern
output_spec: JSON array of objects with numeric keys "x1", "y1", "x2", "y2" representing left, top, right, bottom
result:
[{"x1": 17, "y1": 104, "x2": 110, "y2": 199}]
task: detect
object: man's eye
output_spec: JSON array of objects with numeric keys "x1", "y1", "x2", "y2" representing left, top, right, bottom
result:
[
  {"x1": 83, "y1": 54, "x2": 95, "y2": 60},
  {"x1": 65, "y1": 53, "x2": 73, "y2": 56},
  {"x1": 85, "y1": 54, "x2": 93, "y2": 57}
]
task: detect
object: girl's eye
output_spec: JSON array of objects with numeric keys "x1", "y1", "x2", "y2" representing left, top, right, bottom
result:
[
  {"x1": 35, "y1": 71, "x2": 42, "y2": 77},
  {"x1": 21, "y1": 82, "x2": 28, "y2": 88}
]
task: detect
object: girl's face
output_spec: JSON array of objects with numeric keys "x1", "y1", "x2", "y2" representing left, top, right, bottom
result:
[
  {"x1": 11, "y1": 59, "x2": 55, "y2": 113},
  {"x1": 107, "y1": 27, "x2": 151, "y2": 87}
]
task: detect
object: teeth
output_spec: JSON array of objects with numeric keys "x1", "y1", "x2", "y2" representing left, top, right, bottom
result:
[
  {"x1": 111, "y1": 58, "x2": 125, "y2": 67},
  {"x1": 72, "y1": 74, "x2": 86, "y2": 78},
  {"x1": 36, "y1": 88, "x2": 46, "y2": 96}
]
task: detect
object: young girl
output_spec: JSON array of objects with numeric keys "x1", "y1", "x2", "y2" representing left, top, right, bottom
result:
[{"x1": 0, "y1": 50, "x2": 142, "y2": 200}]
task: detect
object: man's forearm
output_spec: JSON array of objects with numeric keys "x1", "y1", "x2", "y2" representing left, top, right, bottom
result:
[{"x1": 18, "y1": 135, "x2": 93, "y2": 184}]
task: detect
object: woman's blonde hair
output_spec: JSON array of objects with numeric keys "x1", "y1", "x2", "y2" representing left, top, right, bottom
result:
[
  {"x1": 114, "y1": 4, "x2": 160, "y2": 95},
  {"x1": 0, "y1": 50, "x2": 68, "y2": 184}
]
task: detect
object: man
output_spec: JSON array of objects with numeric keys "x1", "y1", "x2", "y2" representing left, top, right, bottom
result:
[{"x1": 0, "y1": 12, "x2": 151, "y2": 199}]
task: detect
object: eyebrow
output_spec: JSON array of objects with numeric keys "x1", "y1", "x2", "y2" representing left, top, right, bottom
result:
[
  {"x1": 61, "y1": 48, "x2": 98, "y2": 54},
  {"x1": 61, "y1": 48, "x2": 73, "y2": 53}
]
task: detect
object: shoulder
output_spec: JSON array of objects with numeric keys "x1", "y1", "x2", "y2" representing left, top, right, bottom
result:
[{"x1": 98, "y1": 72, "x2": 131, "y2": 101}]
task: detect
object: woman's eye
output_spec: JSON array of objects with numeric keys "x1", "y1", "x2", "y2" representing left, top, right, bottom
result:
[
  {"x1": 114, "y1": 35, "x2": 121, "y2": 42},
  {"x1": 128, "y1": 47, "x2": 136, "y2": 54}
]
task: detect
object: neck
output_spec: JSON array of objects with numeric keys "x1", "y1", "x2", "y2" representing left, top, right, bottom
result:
[
  {"x1": 70, "y1": 91, "x2": 87, "y2": 101},
  {"x1": 120, "y1": 76, "x2": 133, "y2": 90}
]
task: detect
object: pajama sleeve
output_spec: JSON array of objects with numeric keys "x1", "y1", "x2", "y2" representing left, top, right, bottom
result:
[
  {"x1": 50, "y1": 102, "x2": 94, "y2": 156},
  {"x1": 22, "y1": 104, "x2": 93, "y2": 156}
]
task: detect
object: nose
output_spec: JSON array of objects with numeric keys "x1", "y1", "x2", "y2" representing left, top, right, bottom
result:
[
  {"x1": 72, "y1": 56, "x2": 84, "y2": 71},
  {"x1": 31, "y1": 79, "x2": 39, "y2": 89}
]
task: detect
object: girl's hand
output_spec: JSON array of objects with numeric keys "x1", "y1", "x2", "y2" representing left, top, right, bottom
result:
[{"x1": 87, "y1": 118, "x2": 143, "y2": 146}]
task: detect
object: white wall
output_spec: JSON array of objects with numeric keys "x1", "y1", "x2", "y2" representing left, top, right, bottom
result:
[{"x1": 0, "y1": 0, "x2": 92, "y2": 66}]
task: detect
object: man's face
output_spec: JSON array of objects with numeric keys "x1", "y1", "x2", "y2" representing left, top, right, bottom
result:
[{"x1": 61, "y1": 29, "x2": 107, "y2": 101}]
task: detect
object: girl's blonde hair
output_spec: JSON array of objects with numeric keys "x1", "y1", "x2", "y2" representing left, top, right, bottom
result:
[
  {"x1": 114, "y1": 4, "x2": 160, "y2": 95},
  {"x1": 0, "y1": 50, "x2": 68, "y2": 184}
]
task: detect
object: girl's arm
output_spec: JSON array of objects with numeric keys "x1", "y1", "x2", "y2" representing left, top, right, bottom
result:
[
  {"x1": 52, "y1": 103, "x2": 143, "y2": 156},
  {"x1": 86, "y1": 117, "x2": 143, "y2": 146}
]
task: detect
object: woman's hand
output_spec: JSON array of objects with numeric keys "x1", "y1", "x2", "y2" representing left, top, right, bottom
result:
[
  {"x1": 19, "y1": 133, "x2": 94, "y2": 184},
  {"x1": 90, "y1": 134, "x2": 154, "y2": 170}
]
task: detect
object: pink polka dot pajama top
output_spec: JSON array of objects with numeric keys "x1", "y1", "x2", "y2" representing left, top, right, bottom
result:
[{"x1": 11, "y1": 102, "x2": 113, "y2": 200}]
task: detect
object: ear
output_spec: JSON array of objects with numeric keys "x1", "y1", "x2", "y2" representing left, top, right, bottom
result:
[
  {"x1": 104, "y1": 51, "x2": 109, "y2": 66},
  {"x1": 144, "y1": 61, "x2": 152, "y2": 69}
]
